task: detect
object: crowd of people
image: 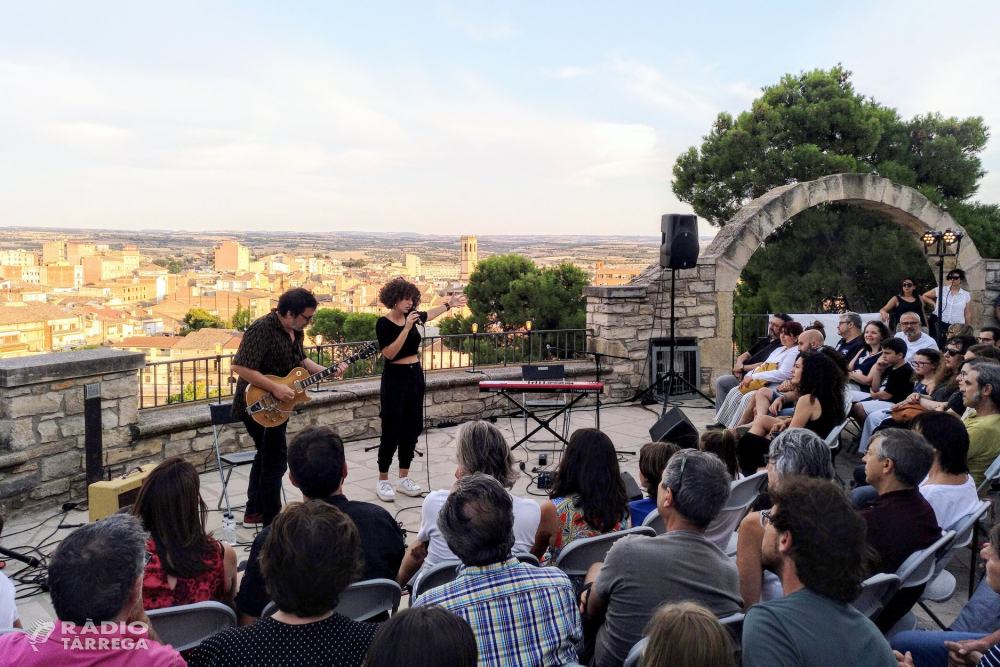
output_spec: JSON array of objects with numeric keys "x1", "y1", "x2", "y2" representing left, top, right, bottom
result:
[{"x1": 5, "y1": 278, "x2": 1000, "y2": 666}]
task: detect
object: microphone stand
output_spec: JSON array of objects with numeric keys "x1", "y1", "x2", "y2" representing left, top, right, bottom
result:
[
  {"x1": 545, "y1": 344, "x2": 630, "y2": 438},
  {"x1": 0, "y1": 545, "x2": 41, "y2": 568}
]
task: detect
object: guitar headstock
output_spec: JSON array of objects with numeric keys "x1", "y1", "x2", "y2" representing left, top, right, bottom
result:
[{"x1": 355, "y1": 341, "x2": 379, "y2": 361}]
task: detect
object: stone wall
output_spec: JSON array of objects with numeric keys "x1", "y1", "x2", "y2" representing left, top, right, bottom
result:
[{"x1": 0, "y1": 348, "x2": 595, "y2": 517}]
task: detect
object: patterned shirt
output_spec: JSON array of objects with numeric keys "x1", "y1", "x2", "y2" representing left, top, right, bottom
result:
[
  {"x1": 231, "y1": 310, "x2": 306, "y2": 420},
  {"x1": 142, "y1": 537, "x2": 227, "y2": 610},
  {"x1": 413, "y1": 558, "x2": 582, "y2": 667},
  {"x1": 546, "y1": 495, "x2": 631, "y2": 562}
]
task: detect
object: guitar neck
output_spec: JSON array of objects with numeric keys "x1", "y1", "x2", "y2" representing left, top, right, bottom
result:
[{"x1": 299, "y1": 350, "x2": 364, "y2": 389}]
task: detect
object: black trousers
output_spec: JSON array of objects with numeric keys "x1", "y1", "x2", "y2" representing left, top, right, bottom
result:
[
  {"x1": 242, "y1": 417, "x2": 288, "y2": 527},
  {"x1": 738, "y1": 431, "x2": 771, "y2": 477},
  {"x1": 378, "y1": 363, "x2": 424, "y2": 473}
]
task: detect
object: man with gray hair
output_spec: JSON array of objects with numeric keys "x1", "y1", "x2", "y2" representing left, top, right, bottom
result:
[
  {"x1": 413, "y1": 473, "x2": 581, "y2": 667},
  {"x1": 835, "y1": 312, "x2": 865, "y2": 360},
  {"x1": 0, "y1": 514, "x2": 183, "y2": 665},
  {"x1": 895, "y1": 311, "x2": 939, "y2": 362},
  {"x1": 582, "y1": 450, "x2": 743, "y2": 667},
  {"x1": 860, "y1": 428, "x2": 941, "y2": 631},
  {"x1": 960, "y1": 358, "x2": 1000, "y2": 488}
]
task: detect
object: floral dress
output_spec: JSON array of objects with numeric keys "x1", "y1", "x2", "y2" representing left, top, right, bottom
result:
[
  {"x1": 142, "y1": 537, "x2": 227, "y2": 610},
  {"x1": 545, "y1": 495, "x2": 631, "y2": 563}
]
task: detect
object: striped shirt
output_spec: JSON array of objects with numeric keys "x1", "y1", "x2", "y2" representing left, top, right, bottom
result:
[{"x1": 413, "y1": 558, "x2": 581, "y2": 667}]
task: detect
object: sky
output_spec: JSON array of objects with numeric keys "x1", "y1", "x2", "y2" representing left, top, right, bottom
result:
[{"x1": 2, "y1": 1, "x2": 999, "y2": 238}]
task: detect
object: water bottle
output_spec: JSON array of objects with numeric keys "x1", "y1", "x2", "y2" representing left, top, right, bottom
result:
[{"x1": 221, "y1": 513, "x2": 237, "y2": 546}]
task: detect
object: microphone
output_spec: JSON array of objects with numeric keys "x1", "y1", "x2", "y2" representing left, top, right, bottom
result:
[
  {"x1": 406, "y1": 308, "x2": 428, "y2": 324},
  {"x1": 0, "y1": 546, "x2": 40, "y2": 567}
]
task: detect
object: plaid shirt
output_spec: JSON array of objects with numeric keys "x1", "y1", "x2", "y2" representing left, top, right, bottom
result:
[
  {"x1": 230, "y1": 310, "x2": 306, "y2": 420},
  {"x1": 413, "y1": 558, "x2": 581, "y2": 667}
]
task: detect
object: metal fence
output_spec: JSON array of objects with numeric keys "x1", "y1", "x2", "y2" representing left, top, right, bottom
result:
[
  {"x1": 138, "y1": 328, "x2": 589, "y2": 409},
  {"x1": 731, "y1": 314, "x2": 773, "y2": 365}
]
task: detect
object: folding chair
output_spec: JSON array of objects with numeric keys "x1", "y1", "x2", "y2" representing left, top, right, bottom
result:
[
  {"x1": 521, "y1": 364, "x2": 570, "y2": 452},
  {"x1": 705, "y1": 471, "x2": 768, "y2": 551},
  {"x1": 411, "y1": 560, "x2": 461, "y2": 600},
  {"x1": 624, "y1": 613, "x2": 745, "y2": 667},
  {"x1": 145, "y1": 601, "x2": 237, "y2": 652},
  {"x1": 641, "y1": 509, "x2": 665, "y2": 535},
  {"x1": 883, "y1": 531, "x2": 955, "y2": 638},
  {"x1": 824, "y1": 418, "x2": 851, "y2": 486},
  {"x1": 851, "y1": 573, "x2": 902, "y2": 619},
  {"x1": 515, "y1": 552, "x2": 541, "y2": 566},
  {"x1": 0, "y1": 628, "x2": 27, "y2": 636},
  {"x1": 211, "y1": 402, "x2": 285, "y2": 516},
  {"x1": 553, "y1": 527, "x2": 656, "y2": 577},
  {"x1": 334, "y1": 579, "x2": 402, "y2": 621},
  {"x1": 919, "y1": 500, "x2": 992, "y2": 629},
  {"x1": 977, "y1": 452, "x2": 1000, "y2": 495}
]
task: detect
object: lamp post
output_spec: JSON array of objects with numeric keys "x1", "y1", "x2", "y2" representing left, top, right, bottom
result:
[
  {"x1": 526, "y1": 320, "x2": 532, "y2": 364},
  {"x1": 467, "y1": 323, "x2": 481, "y2": 374},
  {"x1": 214, "y1": 343, "x2": 222, "y2": 403},
  {"x1": 921, "y1": 229, "x2": 965, "y2": 346},
  {"x1": 315, "y1": 335, "x2": 324, "y2": 367}
]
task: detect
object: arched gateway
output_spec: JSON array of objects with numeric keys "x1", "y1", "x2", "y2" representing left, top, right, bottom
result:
[{"x1": 584, "y1": 173, "x2": 989, "y2": 400}]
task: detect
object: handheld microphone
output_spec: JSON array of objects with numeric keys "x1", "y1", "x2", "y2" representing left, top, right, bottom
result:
[
  {"x1": 407, "y1": 308, "x2": 428, "y2": 324},
  {"x1": 0, "y1": 546, "x2": 40, "y2": 568}
]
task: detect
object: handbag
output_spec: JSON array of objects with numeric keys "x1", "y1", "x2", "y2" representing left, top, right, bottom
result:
[
  {"x1": 739, "y1": 363, "x2": 778, "y2": 394},
  {"x1": 890, "y1": 403, "x2": 927, "y2": 424}
]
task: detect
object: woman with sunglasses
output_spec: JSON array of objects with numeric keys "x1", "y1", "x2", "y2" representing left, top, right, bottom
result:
[
  {"x1": 922, "y1": 268, "x2": 971, "y2": 339},
  {"x1": 880, "y1": 278, "x2": 927, "y2": 328}
]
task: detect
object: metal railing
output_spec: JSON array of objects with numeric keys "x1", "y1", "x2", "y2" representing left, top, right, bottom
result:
[
  {"x1": 732, "y1": 314, "x2": 772, "y2": 365},
  {"x1": 138, "y1": 328, "x2": 589, "y2": 409}
]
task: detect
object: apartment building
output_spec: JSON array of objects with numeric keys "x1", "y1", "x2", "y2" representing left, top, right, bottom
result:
[{"x1": 0, "y1": 302, "x2": 86, "y2": 357}]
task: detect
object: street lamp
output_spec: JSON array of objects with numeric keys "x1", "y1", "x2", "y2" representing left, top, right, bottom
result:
[
  {"x1": 315, "y1": 335, "x2": 324, "y2": 367},
  {"x1": 922, "y1": 228, "x2": 964, "y2": 345},
  {"x1": 467, "y1": 323, "x2": 481, "y2": 374}
]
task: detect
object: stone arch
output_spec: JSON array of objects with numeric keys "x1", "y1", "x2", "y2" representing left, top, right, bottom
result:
[{"x1": 583, "y1": 173, "x2": 990, "y2": 400}]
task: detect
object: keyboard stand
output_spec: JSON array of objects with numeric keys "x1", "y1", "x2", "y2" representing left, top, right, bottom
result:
[{"x1": 494, "y1": 389, "x2": 592, "y2": 451}]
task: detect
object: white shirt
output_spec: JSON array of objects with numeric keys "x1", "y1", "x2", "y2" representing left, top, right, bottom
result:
[
  {"x1": 920, "y1": 475, "x2": 981, "y2": 530},
  {"x1": 746, "y1": 345, "x2": 798, "y2": 384},
  {"x1": 895, "y1": 331, "x2": 939, "y2": 363},
  {"x1": 0, "y1": 570, "x2": 17, "y2": 629},
  {"x1": 413, "y1": 487, "x2": 541, "y2": 582},
  {"x1": 933, "y1": 286, "x2": 971, "y2": 325}
]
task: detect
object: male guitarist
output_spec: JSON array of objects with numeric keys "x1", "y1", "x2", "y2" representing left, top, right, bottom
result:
[{"x1": 231, "y1": 288, "x2": 347, "y2": 528}]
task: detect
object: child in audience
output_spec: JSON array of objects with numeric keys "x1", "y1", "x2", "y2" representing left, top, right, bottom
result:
[
  {"x1": 699, "y1": 430, "x2": 740, "y2": 480},
  {"x1": 362, "y1": 607, "x2": 477, "y2": 667},
  {"x1": 628, "y1": 441, "x2": 680, "y2": 526},
  {"x1": 638, "y1": 602, "x2": 735, "y2": 667}
]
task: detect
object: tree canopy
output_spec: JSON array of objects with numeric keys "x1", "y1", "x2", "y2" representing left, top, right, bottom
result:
[
  {"x1": 231, "y1": 302, "x2": 253, "y2": 332},
  {"x1": 183, "y1": 308, "x2": 226, "y2": 331},
  {"x1": 307, "y1": 308, "x2": 378, "y2": 343},
  {"x1": 672, "y1": 65, "x2": 992, "y2": 314}
]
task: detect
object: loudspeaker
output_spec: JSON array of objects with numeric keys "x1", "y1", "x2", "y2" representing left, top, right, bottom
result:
[
  {"x1": 621, "y1": 472, "x2": 643, "y2": 502},
  {"x1": 649, "y1": 407, "x2": 699, "y2": 449},
  {"x1": 659, "y1": 214, "x2": 699, "y2": 270}
]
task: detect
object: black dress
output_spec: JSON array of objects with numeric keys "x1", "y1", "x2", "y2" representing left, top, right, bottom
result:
[{"x1": 891, "y1": 296, "x2": 926, "y2": 326}]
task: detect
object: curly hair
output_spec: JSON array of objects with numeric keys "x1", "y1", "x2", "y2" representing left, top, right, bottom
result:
[
  {"x1": 769, "y1": 477, "x2": 874, "y2": 603},
  {"x1": 863, "y1": 320, "x2": 890, "y2": 350},
  {"x1": 379, "y1": 277, "x2": 421, "y2": 309},
  {"x1": 550, "y1": 429, "x2": 629, "y2": 532},
  {"x1": 796, "y1": 351, "x2": 846, "y2": 425}
]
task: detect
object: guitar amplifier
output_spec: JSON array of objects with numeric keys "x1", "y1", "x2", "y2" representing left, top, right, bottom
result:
[{"x1": 88, "y1": 465, "x2": 156, "y2": 521}]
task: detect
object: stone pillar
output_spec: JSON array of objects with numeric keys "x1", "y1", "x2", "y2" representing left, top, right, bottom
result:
[
  {"x1": 0, "y1": 349, "x2": 145, "y2": 513},
  {"x1": 584, "y1": 284, "x2": 652, "y2": 401},
  {"x1": 985, "y1": 260, "x2": 1000, "y2": 326}
]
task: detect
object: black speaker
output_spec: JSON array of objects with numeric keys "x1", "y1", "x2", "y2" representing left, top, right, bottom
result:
[
  {"x1": 621, "y1": 472, "x2": 643, "y2": 502},
  {"x1": 659, "y1": 214, "x2": 699, "y2": 269},
  {"x1": 649, "y1": 407, "x2": 699, "y2": 449}
]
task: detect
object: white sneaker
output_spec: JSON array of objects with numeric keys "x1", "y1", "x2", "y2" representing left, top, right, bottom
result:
[
  {"x1": 376, "y1": 480, "x2": 395, "y2": 502},
  {"x1": 397, "y1": 477, "x2": 422, "y2": 497}
]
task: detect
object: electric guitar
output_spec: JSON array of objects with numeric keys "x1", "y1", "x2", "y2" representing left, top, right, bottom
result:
[{"x1": 246, "y1": 341, "x2": 379, "y2": 427}]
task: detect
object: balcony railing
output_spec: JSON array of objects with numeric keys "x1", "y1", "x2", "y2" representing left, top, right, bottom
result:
[{"x1": 138, "y1": 328, "x2": 589, "y2": 409}]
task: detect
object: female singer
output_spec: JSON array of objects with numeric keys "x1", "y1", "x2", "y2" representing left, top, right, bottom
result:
[{"x1": 375, "y1": 277, "x2": 466, "y2": 502}]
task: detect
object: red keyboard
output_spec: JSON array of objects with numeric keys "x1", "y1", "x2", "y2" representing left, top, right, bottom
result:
[{"x1": 479, "y1": 380, "x2": 603, "y2": 393}]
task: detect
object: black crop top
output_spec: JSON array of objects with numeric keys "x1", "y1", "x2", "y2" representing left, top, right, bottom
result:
[{"x1": 376, "y1": 316, "x2": 422, "y2": 361}]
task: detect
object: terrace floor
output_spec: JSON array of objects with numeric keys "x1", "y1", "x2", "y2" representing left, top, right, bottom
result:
[{"x1": 2, "y1": 398, "x2": 975, "y2": 632}]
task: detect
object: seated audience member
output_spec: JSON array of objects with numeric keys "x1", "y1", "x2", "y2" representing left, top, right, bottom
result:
[
  {"x1": 713, "y1": 322, "x2": 802, "y2": 430},
  {"x1": 947, "y1": 323, "x2": 975, "y2": 343},
  {"x1": 0, "y1": 514, "x2": 182, "y2": 665},
  {"x1": 852, "y1": 412, "x2": 980, "y2": 527},
  {"x1": 892, "y1": 523, "x2": 1000, "y2": 667},
  {"x1": 960, "y1": 359, "x2": 1000, "y2": 490},
  {"x1": 968, "y1": 343, "x2": 1000, "y2": 363},
  {"x1": 835, "y1": 312, "x2": 866, "y2": 360},
  {"x1": 191, "y1": 501, "x2": 377, "y2": 667},
  {"x1": 855, "y1": 348, "x2": 940, "y2": 453},
  {"x1": 735, "y1": 329, "x2": 827, "y2": 426},
  {"x1": 849, "y1": 337, "x2": 913, "y2": 423},
  {"x1": 132, "y1": 457, "x2": 237, "y2": 611},
  {"x1": 414, "y1": 473, "x2": 581, "y2": 667},
  {"x1": 699, "y1": 429, "x2": 740, "y2": 480},
  {"x1": 895, "y1": 311, "x2": 939, "y2": 362},
  {"x1": 737, "y1": 351, "x2": 846, "y2": 476},
  {"x1": 736, "y1": 429, "x2": 834, "y2": 610},
  {"x1": 979, "y1": 326, "x2": 1000, "y2": 347},
  {"x1": 847, "y1": 320, "x2": 890, "y2": 399},
  {"x1": 237, "y1": 426, "x2": 404, "y2": 624},
  {"x1": 532, "y1": 429, "x2": 631, "y2": 562},
  {"x1": 638, "y1": 602, "x2": 736, "y2": 667},
  {"x1": 629, "y1": 441, "x2": 680, "y2": 526},
  {"x1": 362, "y1": 606, "x2": 477, "y2": 667},
  {"x1": 715, "y1": 314, "x2": 791, "y2": 417},
  {"x1": 583, "y1": 451, "x2": 742, "y2": 667},
  {"x1": 398, "y1": 420, "x2": 539, "y2": 585},
  {"x1": 0, "y1": 514, "x2": 21, "y2": 630},
  {"x1": 742, "y1": 478, "x2": 896, "y2": 667},
  {"x1": 888, "y1": 337, "x2": 973, "y2": 428}
]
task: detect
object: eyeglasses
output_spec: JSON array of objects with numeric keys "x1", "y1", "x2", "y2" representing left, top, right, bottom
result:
[
  {"x1": 948, "y1": 276, "x2": 961, "y2": 281},
  {"x1": 300, "y1": 314, "x2": 315, "y2": 322},
  {"x1": 902, "y1": 282, "x2": 914, "y2": 287},
  {"x1": 979, "y1": 337, "x2": 995, "y2": 343},
  {"x1": 759, "y1": 509, "x2": 772, "y2": 527},
  {"x1": 674, "y1": 453, "x2": 688, "y2": 497},
  {"x1": 901, "y1": 320, "x2": 920, "y2": 326},
  {"x1": 945, "y1": 348, "x2": 962, "y2": 356},
  {"x1": 911, "y1": 361, "x2": 930, "y2": 366}
]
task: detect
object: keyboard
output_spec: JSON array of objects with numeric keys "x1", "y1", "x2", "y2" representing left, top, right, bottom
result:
[{"x1": 479, "y1": 380, "x2": 603, "y2": 393}]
